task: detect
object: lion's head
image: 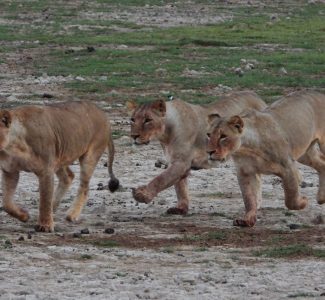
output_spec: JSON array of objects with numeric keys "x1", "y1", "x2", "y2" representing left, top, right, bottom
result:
[
  {"x1": 127, "y1": 99, "x2": 166, "y2": 145},
  {"x1": 206, "y1": 115, "x2": 244, "y2": 162},
  {"x1": 0, "y1": 110, "x2": 11, "y2": 150}
]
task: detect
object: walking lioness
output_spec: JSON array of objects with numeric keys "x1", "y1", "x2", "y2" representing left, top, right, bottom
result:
[
  {"x1": 0, "y1": 101, "x2": 119, "y2": 232},
  {"x1": 128, "y1": 91, "x2": 266, "y2": 214},
  {"x1": 207, "y1": 91, "x2": 325, "y2": 227}
]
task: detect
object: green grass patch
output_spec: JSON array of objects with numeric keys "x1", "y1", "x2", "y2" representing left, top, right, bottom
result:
[
  {"x1": 0, "y1": 1, "x2": 324, "y2": 104},
  {"x1": 287, "y1": 292, "x2": 317, "y2": 298},
  {"x1": 254, "y1": 244, "x2": 325, "y2": 259},
  {"x1": 185, "y1": 230, "x2": 228, "y2": 242},
  {"x1": 91, "y1": 239, "x2": 120, "y2": 248}
]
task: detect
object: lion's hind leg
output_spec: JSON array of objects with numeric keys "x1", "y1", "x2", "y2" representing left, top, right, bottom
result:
[
  {"x1": 299, "y1": 140, "x2": 325, "y2": 204},
  {"x1": 2, "y1": 170, "x2": 29, "y2": 222},
  {"x1": 66, "y1": 151, "x2": 101, "y2": 222},
  {"x1": 53, "y1": 166, "x2": 75, "y2": 211}
]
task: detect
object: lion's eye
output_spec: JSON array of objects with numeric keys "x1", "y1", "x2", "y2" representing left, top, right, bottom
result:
[
  {"x1": 130, "y1": 118, "x2": 135, "y2": 123},
  {"x1": 220, "y1": 134, "x2": 227, "y2": 140},
  {"x1": 144, "y1": 118, "x2": 152, "y2": 123},
  {"x1": 206, "y1": 133, "x2": 211, "y2": 138}
]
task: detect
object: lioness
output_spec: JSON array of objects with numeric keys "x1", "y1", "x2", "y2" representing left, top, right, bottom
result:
[
  {"x1": 128, "y1": 91, "x2": 266, "y2": 214},
  {"x1": 207, "y1": 91, "x2": 325, "y2": 227},
  {"x1": 0, "y1": 101, "x2": 119, "y2": 232}
]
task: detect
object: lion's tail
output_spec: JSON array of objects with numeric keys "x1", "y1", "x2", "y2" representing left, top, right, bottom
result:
[{"x1": 107, "y1": 135, "x2": 119, "y2": 193}]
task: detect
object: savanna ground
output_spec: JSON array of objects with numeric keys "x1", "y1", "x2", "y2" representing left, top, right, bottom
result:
[{"x1": 0, "y1": 0, "x2": 325, "y2": 299}]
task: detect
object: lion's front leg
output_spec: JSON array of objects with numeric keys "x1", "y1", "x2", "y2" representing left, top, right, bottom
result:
[
  {"x1": 2, "y1": 170, "x2": 29, "y2": 222},
  {"x1": 35, "y1": 171, "x2": 54, "y2": 232},
  {"x1": 132, "y1": 161, "x2": 189, "y2": 204},
  {"x1": 234, "y1": 170, "x2": 262, "y2": 227},
  {"x1": 166, "y1": 176, "x2": 190, "y2": 215}
]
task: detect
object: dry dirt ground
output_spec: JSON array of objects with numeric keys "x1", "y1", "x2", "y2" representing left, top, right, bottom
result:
[{"x1": 0, "y1": 2, "x2": 325, "y2": 300}]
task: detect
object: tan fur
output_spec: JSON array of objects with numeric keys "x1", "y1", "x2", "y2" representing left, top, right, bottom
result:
[
  {"x1": 207, "y1": 91, "x2": 325, "y2": 227},
  {"x1": 128, "y1": 91, "x2": 266, "y2": 214},
  {"x1": 0, "y1": 102, "x2": 119, "y2": 232}
]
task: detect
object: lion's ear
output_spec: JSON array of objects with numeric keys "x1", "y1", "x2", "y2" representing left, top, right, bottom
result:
[
  {"x1": 152, "y1": 99, "x2": 166, "y2": 116},
  {"x1": 0, "y1": 110, "x2": 11, "y2": 128},
  {"x1": 126, "y1": 100, "x2": 138, "y2": 117},
  {"x1": 208, "y1": 113, "x2": 221, "y2": 124},
  {"x1": 126, "y1": 100, "x2": 138, "y2": 112},
  {"x1": 228, "y1": 115, "x2": 244, "y2": 133}
]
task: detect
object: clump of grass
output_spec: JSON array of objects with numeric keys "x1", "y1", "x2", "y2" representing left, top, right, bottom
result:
[
  {"x1": 254, "y1": 244, "x2": 325, "y2": 259},
  {"x1": 92, "y1": 240, "x2": 120, "y2": 248},
  {"x1": 161, "y1": 247, "x2": 174, "y2": 254},
  {"x1": 80, "y1": 254, "x2": 92, "y2": 260},
  {"x1": 284, "y1": 210, "x2": 295, "y2": 217},
  {"x1": 185, "y1": 230, "x2": 228, "y2": 242},
  {"x1": 194, "y1": 247, "x2": 208, "y2": 252}
]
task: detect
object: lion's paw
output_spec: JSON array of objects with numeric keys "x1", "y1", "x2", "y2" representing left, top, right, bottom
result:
[
  {"x1": 34, "y1": 223, "x2": 54, "y2": 233},
  {"x1": 233, "y1": 216, "x2": 256, "y2": 227},
  {"x1": 4, "y1": 206, "x2": 30, "y2": 222},
  {"x1": 16, "y1": 207, "x2": 30, "y2": 222},
  {"x1": 298, "y1": 196, "x2": 308, "y2": 209},
  {"x1": 65, "y1": 211, "x2": 81, "y2": 223},
  {"x1": 132, "y1": 186, "x2": 155, "y2": 204},
  {"x1": 166, "y1": 207, "x2": 188, "y2": 215}
]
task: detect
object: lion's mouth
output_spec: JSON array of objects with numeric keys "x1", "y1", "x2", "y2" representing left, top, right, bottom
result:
[
  {"x1": 134, "y1": 140, "x2": 150, "y2": 146},
  {"x1": 208, "y1": 152, "x2": 227, "y2": 163}
]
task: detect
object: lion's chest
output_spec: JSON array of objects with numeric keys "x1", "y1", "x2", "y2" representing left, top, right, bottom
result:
[{"x1": 0, "y1": 145, "x2": 39, "y2": 173}]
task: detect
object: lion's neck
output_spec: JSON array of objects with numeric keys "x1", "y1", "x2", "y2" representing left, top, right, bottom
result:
[
  {"x1": 157, "y1": 102, "x2": 178, "y2": 144},
  {"x1": 236, "y1": 119, "x2": 261, "y2": 156}
]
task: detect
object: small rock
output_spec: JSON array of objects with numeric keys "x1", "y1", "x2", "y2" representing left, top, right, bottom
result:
[
  {"x1": 104, "y1": 228, "x2": 115, "y2": 234},
  {"x1": 87, "y1": 46, "x2": 95, "y2": 52},
  {"x1": 244, "y1": 63, "x2": 255, "y2": 70},
  {"x1": 64, "y1": 49, "x2": 75, "y2": 54},
  {"x1": 4, "y1": 240, "x2": 12, "y2": 248},
  {"x1": 42, "y1": 93, "x2": 54, "y2": 98},
  {"x1": 234, "y1": 67, "x2": 244, "y2": 77},
  {"x1": 300, "y1": 181, "x2": 313, "y2": 188},
  {"x1": 97, "y1": 183, "x2": 104, "y2": 190},
  {"x1": 80, "y1": 228, "x2": 90, "y2": 234},
  {"x1": 154, "y1": 159, "x2": 168, "y2": 169},
  {"x1": 18, "y1": 236, "x2": 25, "y2": 241},
  {"x1": 288, "y1": 223, "x2": 301, "y2": 230},
  {"x1": 158, "y1": 199, "x2": 167, "y2": 205},
  {"x1": 73, "y1": 232, "x2": 82, "y2": 238},
  {"x1": 270, "y1": 14, "x2": 278, "y2": 20},
  {"x1": 279, "y1": 67, "x2": 287, "y2": 75},
  {"x1": 311, "y1": 215, "x2": 324, "y2": 225}
]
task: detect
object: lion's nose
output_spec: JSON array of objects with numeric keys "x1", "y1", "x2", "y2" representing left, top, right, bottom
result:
[
  {"x1": 207, "y1": 150, "x2": 215, "y2": 155},
  {"x1": 131, "y1": 134, "x2": 140, "y2": 140}
]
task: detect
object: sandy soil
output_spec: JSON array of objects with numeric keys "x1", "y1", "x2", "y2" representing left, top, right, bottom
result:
[{"x1": 0, "y1": 135, "x2": 324, "y2": 300}]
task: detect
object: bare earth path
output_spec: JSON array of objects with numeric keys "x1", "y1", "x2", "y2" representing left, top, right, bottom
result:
[{"x1": 0, "y1": 135, "x2": 324, "y2": 299}]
